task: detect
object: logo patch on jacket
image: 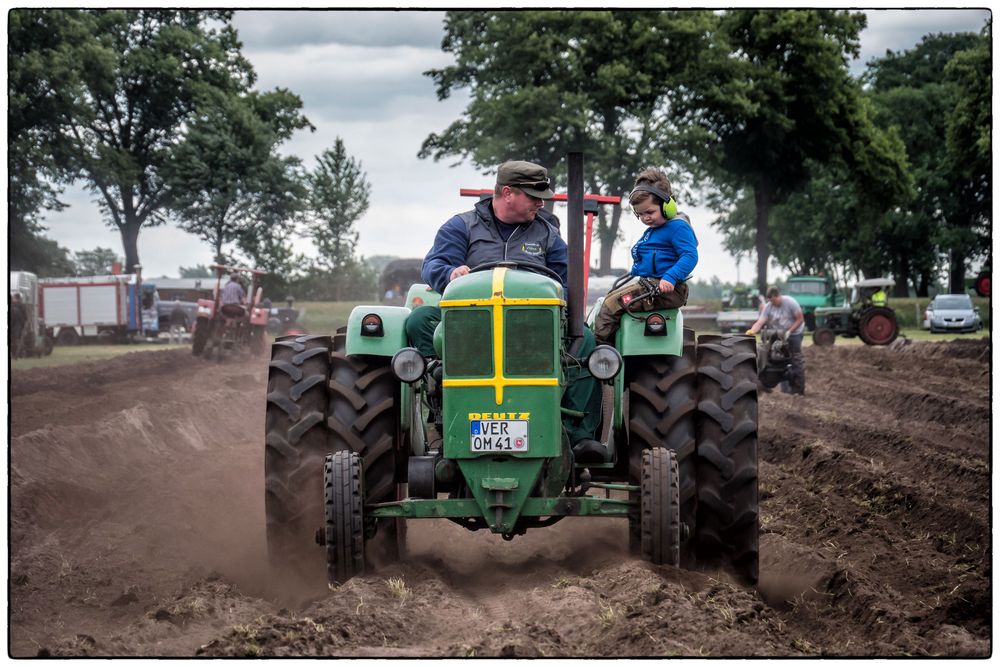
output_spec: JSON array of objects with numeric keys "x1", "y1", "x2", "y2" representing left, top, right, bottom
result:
[
  {"x1": 621, "y1": 294, "x2": 634, "y2": 304},
  {"x1": 521, "y1": 241, "x2": 543, "y2": 256}
]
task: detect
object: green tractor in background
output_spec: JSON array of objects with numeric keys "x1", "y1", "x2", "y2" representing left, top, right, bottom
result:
[
  {"x1": 812, "y1": 278, "x2": 899, "y2": 346},
  {"x1": 786, "y1": 275, "x2": 843, "y2": 331},
  {"x1": 263, "y1": 154, "x2": 759, "y2": 587}
]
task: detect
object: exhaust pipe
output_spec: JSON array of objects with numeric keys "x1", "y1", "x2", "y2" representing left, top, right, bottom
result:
[{"x1": 567, "y1": 152, "x2": 585, "y2": 354}]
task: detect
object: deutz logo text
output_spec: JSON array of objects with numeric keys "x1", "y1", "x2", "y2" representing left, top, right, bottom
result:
[{"x1": 468, "y1": 412, "x2": 530, "y2": 420}]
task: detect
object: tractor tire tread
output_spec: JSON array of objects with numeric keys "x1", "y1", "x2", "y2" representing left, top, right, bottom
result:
[{"x1": 695, "y1": 334, "x2": 759, "y2": 584}]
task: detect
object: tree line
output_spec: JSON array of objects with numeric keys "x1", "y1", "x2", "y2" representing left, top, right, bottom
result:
[
  {"x1": 421, "y1": 10, "x2": 990, "y2": 295},
  {"x1": 10, "y1": 10, "x2": 991, "y2": 299},
  {"x1": 9, "y1": 9, "x2": 374, "y2": 299}
]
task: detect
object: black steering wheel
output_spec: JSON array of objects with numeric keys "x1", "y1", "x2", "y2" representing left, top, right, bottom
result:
[{"x1": 468, "y1": 260, "x2": 563, "y2": 285}]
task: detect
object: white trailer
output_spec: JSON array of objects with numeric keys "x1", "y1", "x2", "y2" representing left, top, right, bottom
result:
[{"x1": 39, "y1": 275, "x2": 133, "y2": 345}]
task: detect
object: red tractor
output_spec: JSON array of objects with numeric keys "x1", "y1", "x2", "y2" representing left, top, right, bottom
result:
[{"x1": 191, "y1": 264, "x2": 269, "y2": 359}]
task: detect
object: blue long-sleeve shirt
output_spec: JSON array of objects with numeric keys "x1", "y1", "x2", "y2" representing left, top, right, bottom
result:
[
  {"x1": 421, "y1": 201, "x2": 569, "y2": 295},
  {"x1": 629, "y1": 218, "x2": 698, "y2": 285}
]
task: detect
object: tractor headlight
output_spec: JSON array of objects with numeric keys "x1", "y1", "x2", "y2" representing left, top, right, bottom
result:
[
  {"x1": 391, "y1": 347, "x2": 426, "y2": 383},
  {"x1": 587, "y1": 345, "x2": 622, "y2": 381},
  {"x1": 644, "y1": 313, "x2": 667, "y2": 336},
  {"x1": 361, "y1": 313, "x2": 384, "y2": 337}
]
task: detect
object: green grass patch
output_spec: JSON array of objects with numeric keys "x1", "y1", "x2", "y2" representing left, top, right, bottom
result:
[
  {"x1": 297, "y1": 301, "x2": 366, "y2": 335},
  {"x1": 803, "y1": 327, "x2": 988, "y2": 347},
  {"x1": 11, "y1": 342, "x2": 189, "y2": 370}
]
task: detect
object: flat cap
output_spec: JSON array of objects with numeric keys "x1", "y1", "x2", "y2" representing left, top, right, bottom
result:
[{"x1": 496, "y1": 160, "x2": 554, "y2": 199}]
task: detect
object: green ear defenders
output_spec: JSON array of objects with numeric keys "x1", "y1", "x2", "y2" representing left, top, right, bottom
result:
[{"x1": 630, "y1": 184, "x2": 678, "y2": 220}]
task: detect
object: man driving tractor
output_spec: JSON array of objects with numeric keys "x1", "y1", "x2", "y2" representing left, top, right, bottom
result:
[
  {"x1": 220, "y1": 272, "x2": 246, "y2": 317},
  {"x1": 405, "y1": 160, "x2": 607, "y2": 462}
]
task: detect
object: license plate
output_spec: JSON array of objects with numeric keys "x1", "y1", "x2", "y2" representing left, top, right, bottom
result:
[{"x1": 470, "y1": 420, "x2": 529, "y2": 452}]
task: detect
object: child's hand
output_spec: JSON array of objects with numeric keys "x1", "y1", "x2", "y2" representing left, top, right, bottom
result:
[{"x1": 659, "y1": 279, "x2": 675, "y2": 293}]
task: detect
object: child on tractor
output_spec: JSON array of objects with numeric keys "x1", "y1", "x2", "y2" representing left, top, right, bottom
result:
[{"x1": 592, "y1": 169, "x2": 698, "y2": 345}]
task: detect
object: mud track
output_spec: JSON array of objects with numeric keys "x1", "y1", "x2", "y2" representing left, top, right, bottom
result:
[{"x1": 9, "y1": 341, "x2": 991, "y2": 656}]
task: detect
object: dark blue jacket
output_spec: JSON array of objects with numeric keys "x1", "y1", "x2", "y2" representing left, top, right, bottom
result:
[
  {"x1": 630, "y1": 218, "x2": 698, "y2": 285},
  {"x1": 421, "y1": 198, "x2": 569, "y2": 295}
]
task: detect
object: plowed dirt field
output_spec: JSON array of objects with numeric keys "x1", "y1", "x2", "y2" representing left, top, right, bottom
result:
[{"x1": 8, "y1": 339, "x2": 991, "y2": 657}]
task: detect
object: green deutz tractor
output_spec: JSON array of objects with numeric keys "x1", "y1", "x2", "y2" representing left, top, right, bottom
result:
[{"x1": 263, "y1": 155, "x2": 759, "y2": 586}]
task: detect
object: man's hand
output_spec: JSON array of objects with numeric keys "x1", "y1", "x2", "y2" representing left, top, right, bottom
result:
[
  {"x1": 745, "y1": 329, "x2": 756, "y2": 336},
  {"x1": 659, "y1": 279, "x2": 675, "y2": 293},
  {"x1": 449, "y1": 265, "x2": 471, "y2": 282}
]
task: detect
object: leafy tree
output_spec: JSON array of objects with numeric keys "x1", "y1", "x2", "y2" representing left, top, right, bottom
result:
[
  {"x1": 866, "y1": 31, "x2": 984, "y2": 294},
  {"x1": 8, "y1": 10, "x2": 88, "y2": 275},
  {"x1": 675, "y1": 9, "x2": 911, "y2": 293},
  {"x1": 73, "y1": 247, "x2": 120, "y2": 276},
  {"x1": 178, "y1": 264, "x2": 213, "y2": 278},
  {"x1": 420, "y1": 10, "x2": 715, "y2": 272},
  {"x1": 944, "y1": 27, "x2": 992, "y2": 290},
  {"x1": 9, "y1": 226, "x2": 75, "y2": 277},
  {"x1": 292, "y1": 258, "x2": 379, "y2": 302},
  {"x1": 305, "y1": 139, "x2": 371, "y2": 276},
  {"x1": 166, "y1": 89, "x2": 312, "y2": 262},
  {"x1": 31, "y1": 9, "x2": 255, "y2": 273}
]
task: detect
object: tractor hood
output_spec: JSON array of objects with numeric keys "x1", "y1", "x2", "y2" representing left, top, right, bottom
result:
[{"x1": 442, "y1": 267, "x2": 565, "y2": 304}]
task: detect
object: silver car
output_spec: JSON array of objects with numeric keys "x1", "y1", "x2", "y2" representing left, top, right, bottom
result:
[{"x1": 923, "y1": 294, "x2": 983, "y2": 333}]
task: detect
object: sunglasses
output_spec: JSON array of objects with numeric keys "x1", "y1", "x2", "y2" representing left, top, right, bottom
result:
[{"x1": 512, "y1": 180, "x2": 550, "y2": 190}]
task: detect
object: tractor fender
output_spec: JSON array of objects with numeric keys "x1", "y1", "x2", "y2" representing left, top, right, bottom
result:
[
  {"x1": 616, "y1": 307, "x2": 685, "y2": 357},
  {"x1": 405, "y1": 283, "x2": 441, "y2": 309},
  {"x1": 345, "y1": 305, "x2": 412, "y2": 357}
]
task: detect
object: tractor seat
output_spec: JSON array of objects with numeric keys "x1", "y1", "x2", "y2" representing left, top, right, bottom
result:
[{"x1": 221, "y1": 303, "x2": 246, "y2": 318}]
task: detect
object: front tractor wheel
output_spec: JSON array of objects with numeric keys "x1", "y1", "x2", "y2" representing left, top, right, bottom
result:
[
  {"x1": 858, "y1": 307, "x2": 899, "y2": 346},
  {"x1": 626, "y1": 329, "x2": 697, "y2": 563},
  {"x1": 325, "y1": 451, "x2": 366, "y2": 584},
  {"x1": 264, "y1": 335, "x2": 333, "y2": 582},
  {"x1": 695, "y1": 334, "x2": 759, "y2": 584},
  {"x1": 329, "y1": 327, "x2": 404, "y2": 559},
  {"x1": 812, "y1": 326, "x2": 836, "y2": 347},
  {"x1": 640, "y1": 448, "x2": 681, "y2": 566}
]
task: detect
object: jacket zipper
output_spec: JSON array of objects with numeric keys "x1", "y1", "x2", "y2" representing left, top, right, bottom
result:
[{"x1": 503, "y1": 222, "x2": 527, "y2": 260}]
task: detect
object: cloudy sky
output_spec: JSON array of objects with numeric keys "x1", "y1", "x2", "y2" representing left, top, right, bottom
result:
[{"x1": 38, "y1": 8, "x2": 991, "y2": 283}]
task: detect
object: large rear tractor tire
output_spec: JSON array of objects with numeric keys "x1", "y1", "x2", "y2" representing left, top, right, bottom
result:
[
  {"x1": 329, "y1": 326, "x2": 404, "y2": 560},
  {"x1": 974, "y1": 271, "x2": 990, "y2": 298},
  {"x1": 325, "y1": 451, "x2": 366, "y2": 584},
  {"x1": 858, "y1": 307, "x2": 899, "y2": 346},
  {"x1": 640, "y1": 448, "x2": 681, "y2": 566},
  {"x1": 191, "y1": 317, "x2": 211, "y2": 356},
  {"x1": 264, "y1": 334, "x2": 333, "y2": 583},
  {"x1": 626, "y1": 328, "x2": 697, "y2": 563},
  {"x1": 695, "y1": 334, "x2": 759, "y2": 584}
]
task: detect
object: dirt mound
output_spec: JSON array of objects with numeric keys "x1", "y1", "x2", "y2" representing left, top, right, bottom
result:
[{"x1": 8, "y1": 339, "x2": 991, "y2": 657}]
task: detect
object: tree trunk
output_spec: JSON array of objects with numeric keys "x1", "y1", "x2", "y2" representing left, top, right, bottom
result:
[
  {"x1": 949, "y1": 250, "x2": 966, "y2": 294},
  {"x1": 917, "y1": 270, "x2": 930, "y2": 298},
  {"x1": 753, "y1": 183, "x2": 771, "y2": 294},
  {"x1": 891, "y1": 254, "x2": 910, "y2": 298},
  {"x1": 120, "y1": 222, "x2": 141, "y2": 274},
  {"x1": 596, "y1": 208, "x2": 619, "y2": 275}
]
